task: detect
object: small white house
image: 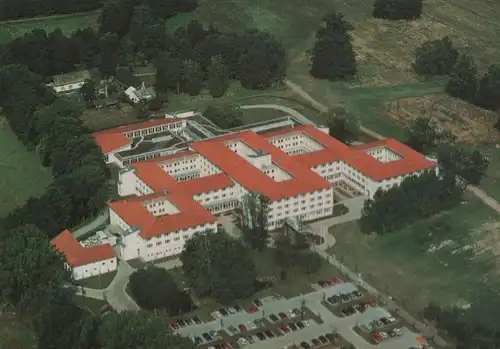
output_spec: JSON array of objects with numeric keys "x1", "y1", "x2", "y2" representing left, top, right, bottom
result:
[
  {"x1": 124, "y1": 83, "x2": 156, "y2": 104},
  {"x1": 51, "y1": 230, "x2": 117, "y2": 281},
  {"x1": 48, "y1": 70, "x2": 91, "y2": 94}
]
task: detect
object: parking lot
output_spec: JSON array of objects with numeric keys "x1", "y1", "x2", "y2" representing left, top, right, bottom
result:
[{"x1": 172, "y1": 280, "x2": 430, "y2": 349}]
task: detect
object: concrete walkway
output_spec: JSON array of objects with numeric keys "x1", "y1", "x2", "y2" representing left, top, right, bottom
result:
[
  {"x1": 285, "y1": 78, "x2": 500, "y2": 216},
  {"x1": 240, "y1": 104, "x2": 314, "y2": 126},
  {"x1": 73, "y1": 210, "x2": 109, "y2": 238}
]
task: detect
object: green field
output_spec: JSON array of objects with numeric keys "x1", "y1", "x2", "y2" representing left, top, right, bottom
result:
[
  {"x1": 0, "y1": 122, "x2": 52, "y2": 218},
  {"x1": 328, "y1": 192, "x2": 500, "y2": 317},
  {"x1": 0, "y1": 11, "x2": 99, "y2": 44}
]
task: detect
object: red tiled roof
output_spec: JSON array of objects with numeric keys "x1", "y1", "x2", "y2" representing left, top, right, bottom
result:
[
  {"x1": 51, "y1": 230, "x2": 116, "y2": 267},
  {"x1": 264, "y1": 125, "x2": 437, "y2": 181},
  {"x1": 191, "y1": 131, "x2": 331, "y2": 200},
  {"x1": 92, "y1": 118, "x2": 186, "y2": 154}
]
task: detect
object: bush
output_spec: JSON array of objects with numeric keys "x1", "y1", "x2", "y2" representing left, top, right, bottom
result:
[
  {"x1": 372, "y1": 0, "x2": 423, "y2": 20},
  {"x1": 413, "y1": 37, "x2": 458, "y2": 76}
]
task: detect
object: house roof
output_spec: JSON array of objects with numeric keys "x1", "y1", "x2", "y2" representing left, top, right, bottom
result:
[
  {"x1": 271, "y1": 125, "x2": 437, "y2": 180},
  {"x1": 53, "y1": 70, "x2": 90, "y2": 86},
  {"x1": 51, "y1": 230, "x2": 116, "y2": 267},
  {"x1": 92, "y1": 118, "x2": 186, "y2": 154}
]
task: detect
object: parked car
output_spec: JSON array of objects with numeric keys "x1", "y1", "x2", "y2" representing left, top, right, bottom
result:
[
  {"x1": 212, "y1": 311, "x2": 222, "y2": 319},
  {"x1": 280, "y1": 325, "x2": 290, "y2": 333},
  {"x1": 254, "y1": 318, "x2": 265, "y2": 327},
  {"x1": 194, "y1": 336, "x2": 203, "y2": 345},
  {"x1": 311, "y1": 338, "x2": 321, "y2": 347},
  {"x1": 318, "y1": 335, "x2": 329, "y2": 344},
  {"x1": 219, "y1": 308, "x2": 228, "y2": 316},
  {"x1": 228, "y1": 325, "x2": 238, "y2": 334},
  {"x1": 264, "y1": 330, "x2": 275, "y2": 338},
  {"x1": 296, "y1": 321, "x2": 305, "y2": 329},
  {"x1": 237, "y1": 338, "x2": 248, "y2": 346},
  {"x1": 269, "y1": 314, "x2": 279, "y2": 322},
  {"x1": 192, "y1": 316, "x2": 201, "y2": 324},
  {"x1": 253, "y1": 299, "x2": 263, "y2": 307},
  {"x1": 278, "y1": 312, "x2": 288, "y2": 319},
  {"x1": 287, "y1": 309, "x2": 297, "y2": 318},
  {"x1": 324, "y1": 333, "x2": 336, "y2": 343},
  {"x1": 371, "y1": 333, "x2": 383, "y2": 344},
  {"x1": 170, "y1": 321, "x2": 178, "y2": 330},
  {"x1": 300, "y1": 341, "x2": 311, "y2": 349},
  {"x1": 318, "y1": 280, "x2": 328, "y2": 287},
  {"x1": 247, "y1": 336, "x2": 255, "y2": 344},
  {"x1": 247, "y1": 306, "x2": 258, "y2": 313},
  {"x1": 379, "y1": 332, "x2": 389, "y2": 339},
  {"x1": 177, "y1": 319, "x2": 186, "y2": 327},
  {"x1": 227, "y1": 307, "x2": 236, "y2": 314},
  {"x1": 238, "y1": 324, "x2": 247, "y2": 332},
  {"x1": 289, "y1": 323, "x2": 298, "y2": 331},
  {"x1": 234, "y1": 305, "x2": 243, "y2": 312},
  {"x1": 256, "y1": 332, "x2": 266, "y2": 340},
  {"x1": 185, "y1": 319, "x2": 194, "y2": 326},
  {"x1": 202, "y1": 333, "x2": 212, "y2": 341},
  {"x1": 386, "y1": 315, "x2": 397, "y2": 323},
  {"x1": 303, "y1": 320, "x2": 312, "y2": 327},
  {"x1": 247, "y1": 321, "x2": 257, "y2": 330},
  {"x1": 393, "y1": 328, "x2": 403, "y2": 336}
]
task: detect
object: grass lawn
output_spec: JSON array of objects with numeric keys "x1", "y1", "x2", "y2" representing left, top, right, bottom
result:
[
  {"x1": 0, "y1": 121, "x2": 52, "y2": 218},
  {"x1": 73, "y1": 295, "x2": 110, "y2": 316},
  {"x1": 75, "y1": 271, "x2": 117, "y2": 289},
  {"x1": 0, "y1": 11, "x2": 99, "y2": 44},
  {"x1": 328, "y1": 192, "x2": 500, "y2": 318},
  {"x1": 0, "y1": 314, "x2": 36, "y2": 349}
]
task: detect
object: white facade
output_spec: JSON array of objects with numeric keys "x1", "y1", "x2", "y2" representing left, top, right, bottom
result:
[{"x1": 72, "y1": 258, "x2": 117, "y2": 280}]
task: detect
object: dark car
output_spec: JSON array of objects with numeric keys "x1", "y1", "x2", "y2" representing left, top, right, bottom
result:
[
  {"x1": 177, "y1": 319, "x2": 186, "y2": 327},
  {"x1": 214, "y1": 344, "x2": 224, "y2": 349},
  {"x1": 253, "y1": 299, "x2": 263, "y2": 307},
  {"x1": 318, "y1": 280, "x2": 327, "y2": 287},
  {"x1": 220, "y1": 308, "x2": 229, "y2": 316},
  {"x1": 194, "y1": 336, "x2": 203, "y2": 345},
  {"x1": 300, "y1": 341, "x2": 311, "y2": 349},
  {"x1": 325, "y1": 333, "x2": 336, "y2": 343},
  {"x1": 256, "y1": 332, "x2": 266, "y2": 340},
  {"x1": 318, "y1": 336, "x2": 328, "y2": 344},
  {"x1": 238, "y1": 324, "x2": 247, "y2": 332},
  {"x1": 380, "y1": 317, "x2": 390, "y2": 325},
  {"x1": 269, "y1": 313, "x2": 279, "y2": 322},
  {"x1": 264, "y1": 330, "x2": 274, "y2": 338},
  {"x1": 234, "y1": 305, "x2": 243, "y2": 312},
  {"x1": 296, "y1": 321, "x2": 305, "y2": 329},
  {"x1": 311, "y1": 338, "x2": 321, "y2": 347},
  {"x1": 202, "y1": 333, "x2": 212, "y2": 341},
  {"x1": 192, "y1": 316, "x2": 202, "y2": 324},
  {"x1": 289, "y1": 323, "x2": 298, "y2": 331},
  {"x1": 228, "y1": 325, "x2": 238, "y2": 334}
]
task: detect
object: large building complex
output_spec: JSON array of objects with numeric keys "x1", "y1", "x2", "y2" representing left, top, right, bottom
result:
[{"x1": 87, "y1": 113, "x2": 437, "y2": 263}]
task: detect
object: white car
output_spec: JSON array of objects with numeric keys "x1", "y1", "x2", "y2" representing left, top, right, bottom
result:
[
  {"x1": 393, "y1": 328, "x2": 403, "y2": 336},
  {"x1": 303, "y1": 320, "x2": 312, "y2": 327},
  {"x1": 212, "y1": 311, "x2": 222, "y2": 319},
  {"x1": 238, "y1": 338, "x2": 249, "y2": 346},
  {"x1": 247, "y1": 321, "x2": 257, "y2": 330},
  {"x1": 228, "y1": 307, "x2": 236, "y2": 314},
  {"x1": 208, "y1": 347, "x2": 216, "y2": 349},
  {"x1": 379, "y1": 332, "x2": 389, "y2": 339},
  {"x1": 386, "y1": 315, "x2": 397, "y2": 323},
  {"x1": 287, "y1": 309, "x2": 297, "y2": 318}
]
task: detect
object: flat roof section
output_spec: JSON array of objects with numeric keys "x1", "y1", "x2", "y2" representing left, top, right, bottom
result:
[{"x1": 117, "y1": 130, "x2": 185, "y2": 158}]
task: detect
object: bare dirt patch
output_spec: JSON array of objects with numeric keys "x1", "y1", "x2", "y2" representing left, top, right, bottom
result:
[{"x1": 384, "y1": 94, "x2": 499, "y2": 144}]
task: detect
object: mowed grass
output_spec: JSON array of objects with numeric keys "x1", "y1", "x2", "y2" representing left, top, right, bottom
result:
[
  {"x1": 328, "y1": 192, "x2": 500, "y2": 317},
  {"x1": 0, "y1": 121, "x2": 52, "y2": 218},
  {"x1": 0, "y1": 11, "x2": 99, "y2": 44},
  {"x1": 0, "y1": 314, "x2": 36, "y2": 349}
]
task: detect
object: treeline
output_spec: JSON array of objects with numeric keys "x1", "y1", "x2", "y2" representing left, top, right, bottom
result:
[
  {"x1": 0, "y1": 65, "x2": 109, "y2": 238},
  {"x1": 0, "y1": 224, "x2": 197, "y2": 349},
  {"x1": 359, "y1": 171, "x2": 465, "y2": 234},
  {"x1": 424, "y1": 297, "x2": 500, "y2": 349}
]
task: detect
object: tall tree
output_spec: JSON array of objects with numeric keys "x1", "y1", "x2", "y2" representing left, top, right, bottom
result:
[
  {"x1": 98, "y1": 0, "x2": 136, "y2": 37},
  {"x1": 310, "y1": 13, "x2": 357, "y2": 80},
  {"x1": 207, "y1": 55, "x2": 229, "y2": 98},
  {"x1": 47, "y1": 29, "x2": 75, "y2": 75},
  {"x1": 437, "y1": 146, "x2": 489, "y2": 185},
  {"x1": 240, "y1": 192, "x2": 270, "y2": 251},
  {"x1": 203, "y1": 103, "x2": 243, "y2": 129},
  {"x1": 405, "y1": 115, "x2": 454, "y2": 153},
  {"x1": 325, "y1": 107, "x2": 360, "y2": 144},
  {"x1": 373, "y1": 0, "x2": 423, "y2": 20},
  {"x1": 98, "y1": 33, "x2": 119, "y2": 77},
  {"x1": 129, "y1": 267, "x2": 192, "y2": 314},
  {"x1": 181, "y1": 232, "x2": 257, "y2": 304},
  {"x1": 475, "y1": 64, "x2": 500, "y2": 111},
  {"x1": 80, "y1": 79, "x2": 97, "y2": 102},
  {"x1": 445, "y1": 54, "x2": 478, "y2": 103},
  {"x1": 183, "y1": 59, "x2": 202, "y2": 96},
  {"x1": 413, "y1": 37, "x2": 458, "y2": 76}
]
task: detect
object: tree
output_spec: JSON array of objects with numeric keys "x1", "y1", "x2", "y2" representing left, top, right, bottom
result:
[
  {"x1": 437, "y1": 146, "x2": 489, "y2": 185},
  {"x1": 180, "y1": 232, "x2": 257, "y2": 304},
  {"x1": 405, "y1": 116, "x2": 454, "y2": 153},
  {"x1": 445, "y1": 54, "x2": 478, "y2": 103},
  {"x1": 240, "y1": 192, "x2": 270, "y2": 251},
  {"x1": 359, "y1": 171, "x2": 465, "y2": 234},
  {"x1": 98, "y1": 311, "x2": 196, "y2": 349},
  {"x1": 310, "y1": 13, "x2": 357, "y2": 80},
  {"x1": 98, "y1": 0, "x2": 135, "y2": 37},
  {"x1": 98, "y1": 33, "x2": 119, "y2": 77},
  {"x1": 80, "y1": 79, "x2": 96, "y2": 102},
  {"x1": 372, "y1": 0, "x2": 423, "y2": 20},
  {"x1": 183, "y1": 59, "x2": 202, "y2": 96},
  {"x1": 129, "y1": 267, "x2": 192, "y2": 314},
  {"x1": 203, "y1": 103, "x2": 243, "y2": 129},
  {"x1": 0, "y1": 225, "x2": 71, "y2": 308},
  {"x1": 325, "y1": 107, "x2": 360, "y2": 144},
  {"x1": 299, "y1": 252, "x2": 322, "y2": 274},
  {"x1": 143, "y1": 0, "x2": 177, "y2": 18},
  {"x1": 238, "y1": 30, "x2": 286, "y2": 89},
  {"x1": 413, "y1": 37, "x2": 458, "y2": 76},
  {"x1": 207, "y1": 55, "x2": 229, "y2": 98},
  {"x1": 475, "y1": 64, "x2": 500, "y2": 111}
]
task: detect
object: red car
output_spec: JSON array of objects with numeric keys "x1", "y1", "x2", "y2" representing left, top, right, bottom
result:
[
  {"x1": 278, "y1": 312, "x2": 288, "y2": 319},
  {"x1": 367, "y1": 299, "x2": 376, "y2": 306},
  {"x1": 311, "y1": 338, "x2": 321, "y2": 347},
  {"x1": 170, "y1": 321, "x2": 178, "y2": 329},
  {"x1": 280, "y1": 325, "x2": 290, "y2": 333},
  {"x1": 371, "y1": 333, "x2": 382, "y2": 344},
  {"x1": 238, "y1": 324, "x2": 247, "y2": 332},
  {"x1": 247, "y1": 306, "x2": 258, "y2": 313}
]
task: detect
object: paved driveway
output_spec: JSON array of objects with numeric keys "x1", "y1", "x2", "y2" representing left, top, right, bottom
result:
[{"x1": 175, "y1": 282, "x2": 425, "y2": 349}]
